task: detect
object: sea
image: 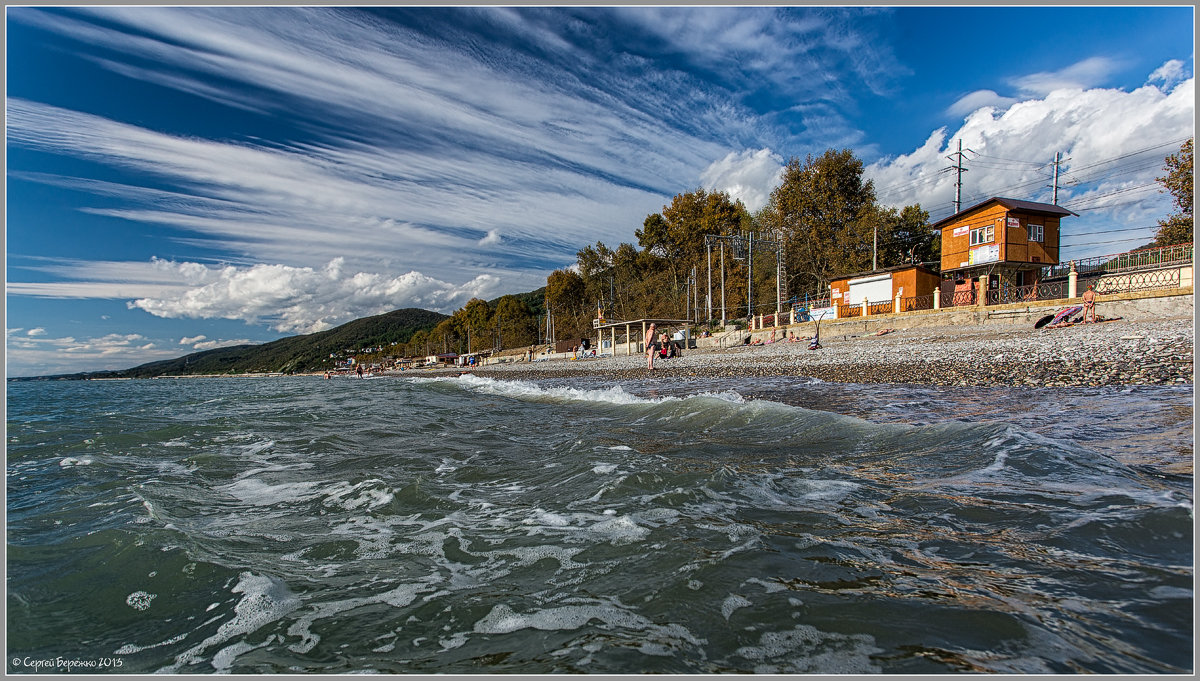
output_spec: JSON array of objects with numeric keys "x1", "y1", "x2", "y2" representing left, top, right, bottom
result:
[{"x1": 6, "y1": 373, "x2": 1194, "y2": 675}]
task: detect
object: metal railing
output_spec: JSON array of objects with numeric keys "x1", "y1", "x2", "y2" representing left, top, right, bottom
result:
[
  {"x1": 902, "y1": 294, "x2": 935, "y2": 312},
  {"x1": 942, "y1": 288, "x2": 978, "y2": 307},
  {"x1": 1042, "y1": 243, "x2": 1193, "y2": 279},
  {"x1": 985, "y1": 280, "x2": 1069, "y2": 305},
  {"x1": 1081, "y1": 269, "x2": 1182, "y2": 295}
]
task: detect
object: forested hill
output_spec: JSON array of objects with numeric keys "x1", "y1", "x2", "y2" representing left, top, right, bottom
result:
[{"x1": 20, "y1": 307, "x2": 449, "y2": 380}]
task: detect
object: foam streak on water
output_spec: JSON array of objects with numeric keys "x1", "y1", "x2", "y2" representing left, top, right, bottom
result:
[{"x1": 6, "y1": 375, "x2": 1193, "y2": 674}]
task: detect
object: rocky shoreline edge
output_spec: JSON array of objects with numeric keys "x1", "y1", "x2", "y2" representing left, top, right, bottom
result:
[{"x1": 468, "y1": 318, "x2": 1194, "y2": 388}]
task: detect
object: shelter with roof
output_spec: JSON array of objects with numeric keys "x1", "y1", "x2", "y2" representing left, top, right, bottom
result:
[{"x1": 933, "y1": 197, "x2": 1077, "y2": 299}]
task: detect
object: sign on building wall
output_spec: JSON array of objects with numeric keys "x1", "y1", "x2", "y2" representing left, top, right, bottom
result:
[
  {"x1": 952, "y1": 226, "x2": 970, "y2": 237},
  {"x1": 1006, "y1": 216, "x2": 1020, "y2": 228},
  {"x1": 969, "y1": 244, "x2": 1000, "y2": 265}
]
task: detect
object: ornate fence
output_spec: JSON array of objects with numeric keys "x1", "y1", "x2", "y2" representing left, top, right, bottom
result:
[
  {"x1": 942, "y1": 288, "x2": 977, "y2": 307},
  {"x1": 902, "y1": 294, "x2": 935, "y2": 312},
  {"x1": 1082, "y1": 269, "x2": 1182, "y2": 295},
  {"x1": 985, "y1": 280, "x2": 1069, "y2": 305}
]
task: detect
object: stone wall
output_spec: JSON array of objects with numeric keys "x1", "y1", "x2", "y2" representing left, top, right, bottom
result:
[{"x1": 704, "y1": 288, "x2": 1194, "y2": 346}]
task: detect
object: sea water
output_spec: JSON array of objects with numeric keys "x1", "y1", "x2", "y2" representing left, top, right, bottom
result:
[{"x1": 6, "y1": 374, "x2": 1193, "y2": 674}]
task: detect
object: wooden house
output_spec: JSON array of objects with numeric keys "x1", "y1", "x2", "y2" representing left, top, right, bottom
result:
[
  {"x1": 933, "y1": 197, "x2": 1076, "y2": 297},
  {"x1": 830, "y1": 263, "x2": 941, "y2": 317}
]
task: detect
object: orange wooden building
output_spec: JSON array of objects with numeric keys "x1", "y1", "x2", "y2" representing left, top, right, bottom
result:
[
  {"x1": 933, "y1": 197, "x2": 1076, "y2": 297},
  {"x1": 830, "y1": 263, "x2": 941, "y2": 317}
]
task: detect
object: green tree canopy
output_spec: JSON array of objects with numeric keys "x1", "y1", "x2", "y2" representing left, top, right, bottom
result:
[
  {"x1": 764, "y1": 149, "x2": 878, "y2": 292},
  {"x1": 545, "y1": 269, "x2": 588, "y2": 341},
  {"x1": 1153, "y1": 137, "x2": 1193, "y2": 247},
  {"x1": 493, "y1": 294, "x2": 536, "y2": 349},
  {"x1": 637, "y1": 188, "x2": 748, "y2": 288}
]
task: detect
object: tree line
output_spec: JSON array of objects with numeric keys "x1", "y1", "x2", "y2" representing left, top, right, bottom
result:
[{"x1": 403, "y1": 139, "x2": 1191, "y2": 358}]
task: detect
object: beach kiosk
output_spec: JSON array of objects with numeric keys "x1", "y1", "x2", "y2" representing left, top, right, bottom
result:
[
  {"x1": 934, "y1": 196, "x2": 1076, "y2": 305},
  {"x1": 593, "y1": 317, "x2": 692, "y2": 356}
]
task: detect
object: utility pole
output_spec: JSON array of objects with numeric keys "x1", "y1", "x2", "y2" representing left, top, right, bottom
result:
[
  {"x1": 706, "y1": 244, "x2": 712, "y2": 323},
  {"x1": 747, "y1": 231, "x2": 754, "y2": 318},
  {"x1": 720, "y1": 243, "x2": 726, "y2": 327},
  {"x1": 1049, "y1": 152, "x2": 1068, "y2": 205},
  {"x1": 945, "y1": 139, "x2": 971, "y2": 214},
  {"x1": 692, "y1": 266, "x2": 699, "y2": 323}
]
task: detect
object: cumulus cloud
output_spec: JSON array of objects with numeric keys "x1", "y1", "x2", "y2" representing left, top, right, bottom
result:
[
  {"x1": 179, "y1": 335, "x2": 207, "y2": 345},
  {"x1": 479, "y1": 230, "x2": 502, "y2": 246},
  {"x1": 129, "y1": 257, "x2": 502, "y2": 333},
  {"x1": 868, "y1": 70, "x2": 1193, "y2": 259},
  {"x1": 699, "y1": 149, "x2": 785, "y2": 212},
  {"x1": 1148, "y1": 59, "x2": 1189, "y2": 90},
  {"x1": 27, "y1": 328, "x2": 46, "y2": 336}
]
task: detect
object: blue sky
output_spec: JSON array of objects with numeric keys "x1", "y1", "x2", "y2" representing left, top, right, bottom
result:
[{"x1": 6, "y1": 6, "x2": 1194, "y2": 377}]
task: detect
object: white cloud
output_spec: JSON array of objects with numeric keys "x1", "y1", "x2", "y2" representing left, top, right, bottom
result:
[
  {"x1": 6, "y1": 331, "x2": 184, "y2": 377},
  {"x1": 5, "y1": 7, "x2": 729, "y2": 283},
  {"x1": 192, "y1": 338, "x2": 256, "y2": 351},
  {"x1": 479, "y1": 230, "x2": 502, "y2": 246},
  {"x1": 128, "y1": 257, "x2": 502, "y2": 333},
  {"x1": 699, "y1": 149, "x2": 785, "y2": 212},
  {"x1": 868, "y1": 71, "x2": 1194, "y2": 260},
  {"x1": 1010, "y1": 56, "x2": 1122, "y2": 97},
  {"x1": 1148, "y1": 59, "x2": 1189, "y2": 91},
  {"x1": 180, "y1": 335, "x2": 207, "y2": 345},
  {"x1": 947, "y1": 90, "x2": 1018, "y2": 119},
  {"x1": 27, "y1": 328, "x2": 46, "y2": 337}
]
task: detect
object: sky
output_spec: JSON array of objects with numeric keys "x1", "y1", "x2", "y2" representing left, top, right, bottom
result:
[{"x1": 5, "y1": 5, "x2": 1195, "y2": 377}]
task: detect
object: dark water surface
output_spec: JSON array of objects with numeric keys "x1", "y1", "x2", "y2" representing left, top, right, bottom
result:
[{"x1": 6, "y1": 375, "x2": 1193, "y2": 674}]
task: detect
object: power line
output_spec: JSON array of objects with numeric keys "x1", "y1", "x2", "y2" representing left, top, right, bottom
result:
[
  {"x1": 1063, "y1": 224, "x2": 1160, "y2": 237},
  {"x1": 1061, "y1": 235, "x2": 1157, "y2": 248},
  {"x1": 870, "y1": 135, "x2": 1190, "y2": 214}
]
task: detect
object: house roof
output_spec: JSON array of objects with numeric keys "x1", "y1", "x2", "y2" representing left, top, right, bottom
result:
[
  {"x1": 931, "y1": 197, "x2": 1077, "y2": 230},
  {"x1": 830, "y1": 262, "x2": 938, "y2": 284}
]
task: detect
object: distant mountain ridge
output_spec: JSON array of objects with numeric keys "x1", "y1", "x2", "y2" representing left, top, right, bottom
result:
[{"x1": 16, "y1": 307, "x2": 450, "y2": 380}]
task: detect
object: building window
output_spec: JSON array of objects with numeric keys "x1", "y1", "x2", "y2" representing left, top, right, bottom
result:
[
  {"x1": 1028, "y1": 224, "x2": 1044, "y2": 242},
  {"x1": 970, "y1": 225, "x2": 994, "y2": 246}
]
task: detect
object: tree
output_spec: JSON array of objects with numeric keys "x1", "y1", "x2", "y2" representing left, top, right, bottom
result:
[
  {"x1": 545, "y1": 269, "x2": 587, "y2": 341},
  {"x1": 455, "y1": 298, "x2": 493, "y2": 353},
  {"x1": 873, "y1": 204, "x2": 936, "y2": 267},
  {"x1": 764, "y1": 149, "x2": 878, "y2": 293},
  {"x1": 1153, "y1": 138, "x2": 1193, "y2": 247},
  {"x1": 407, "y1": 329, "x2": 429, "y2": 357},
  {"x1": 493, "y1": 295, "x2": 535, "y2": 350},
  {"x1": 637, "y1": 189, "x2": 748, "y2": 289},
  {"x1": 433, "y1": 318, "x2": 458, "y2": 354}
]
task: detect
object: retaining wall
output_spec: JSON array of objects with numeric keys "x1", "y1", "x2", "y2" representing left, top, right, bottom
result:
[{"x1": 704, "y1": 288, "x2": 1194, "y2": 346}]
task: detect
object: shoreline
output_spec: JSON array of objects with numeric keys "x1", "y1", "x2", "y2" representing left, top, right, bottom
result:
[{"x1": 468, "y1": 318, "x2": 1194, "y2": 388}]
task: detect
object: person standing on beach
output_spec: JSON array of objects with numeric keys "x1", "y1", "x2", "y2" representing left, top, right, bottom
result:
[
  {"x1": 1082, "y1": 284, "x2": 1098, "y2": 322},
  {"x1": 645, "y1": 323, "x2": 657, "y2": 370}
]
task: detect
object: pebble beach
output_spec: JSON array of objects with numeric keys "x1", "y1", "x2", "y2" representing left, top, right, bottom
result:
[{"x1": 472, "y1": 318, "x2": 1195, "y2": 388}]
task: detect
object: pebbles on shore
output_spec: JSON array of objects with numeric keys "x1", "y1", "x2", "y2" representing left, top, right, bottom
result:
[{"x1": 470, "y1": 319, "x2": 1194, "y2": 388}]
